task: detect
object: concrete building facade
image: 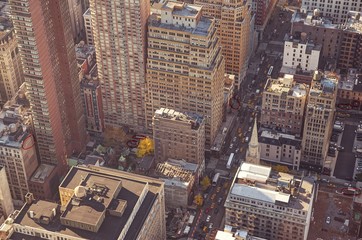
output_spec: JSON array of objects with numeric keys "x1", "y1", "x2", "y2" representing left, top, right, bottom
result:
[
  {"x1": 195, "y1": 0, "x2": 252, "y2": 88},
  {"x1": 337, "y1": 68, "x2": 362, "y2": 107},
  {"x1": 261, "y1": 75, "x2": 308, "y2": 136},
  {"x1": 83, "y1": 8, "x2": 93, "y2": 45},
  {"x1": 0, "y1": 165, "x2": 166, "y2": 240},
  {"x1": 0, "y1": 93, "x2": 38, "y2": 204},
  {"x1": 146, "y1": 1, "x2": 225, "y2": 148},
  {"x1": 0, "y1": 167, "x2": 14, "y2": 222},
  {"x1": 89, "y1": 0, "x2": 150, "y2": 131},
  {"x1": 0, "y1": 9, "x2": 24, "y2": 107},
  {"x1": 259, "y1": 130, "x2": 302, "y2": 170},
  {"x1": 283, "y1": 34, "x2": 321, "y2": 72},
  {"x1": 301, "y1": 0, "x2": 362, "y2": 24},
  {"x1": 153, "y1": 108, "x2": 205, "y2": 166},
  {"x1": 67, "y1": 0, "x2": 85, "y2": 43},
  {"x1": 225, "y1": 163, "x2": 314, "y2": 240},
  {"x1": 301, "y1": 71, "x2": 338, "y2": 168},
  {"x1": 155, "y1": 159, "x2": 198, "y2": 208},
  {"x1": 9, "y1": 0, "x2": 87, "y2": 174}
]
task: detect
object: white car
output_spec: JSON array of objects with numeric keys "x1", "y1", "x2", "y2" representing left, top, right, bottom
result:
[
  {"x1": 326, "y1": 216, "x2": 331, "y2": 224},
  {"x1": 229, "y1": 144, "x2": 234, "y2": 149},
  {"x1": 206, "y1": 215, "x2": 211, "y2": 223}
]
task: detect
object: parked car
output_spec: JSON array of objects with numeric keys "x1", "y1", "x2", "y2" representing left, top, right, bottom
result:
[
  {"x1": 245, "y1": 137, "x2": 249, "y2": 142},
  {"x1": 326, "y1": 216, "x2": 331, "y2": 224},
  {"x1": 229, "y1": 144, "x2": 234, "y2": 149},
  {"x1": 214, "y1": 208, "x2": 219, "y2": 214},
  {"x1": 206, "y1": 215, "x2": 211, "y2": 223}
]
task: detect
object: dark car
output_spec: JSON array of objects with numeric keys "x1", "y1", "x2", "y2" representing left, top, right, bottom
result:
[{"x1": 214, "y1": 208, "x2": 219, "y2": 214}]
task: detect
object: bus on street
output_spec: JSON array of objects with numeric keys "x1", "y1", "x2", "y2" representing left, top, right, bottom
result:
[
  {"x1": 212, "y1": 173, "x2": 220, "y2": 186},
  {"x1": 226, "y1": 153, "x2": 234, "y2": 169}
]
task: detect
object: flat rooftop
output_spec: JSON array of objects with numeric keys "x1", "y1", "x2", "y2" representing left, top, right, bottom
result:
[
  {"x1": 259, "y1": 130, "x2": 301, "y2": 148},
  {"x1": 161, "y1": 2, "x2": 202, "y2": 18},
  {"x1": 14, "y1": 166, "x2": 164, "y2": 240},
  {"x1": 154, "y1": 108, "x2": 203, "y2": 130},
  {"x1": 310, "y1": 72, "x2": 339, "y2": 98},
  {"x1": 230, "y1": 163, "x2": 314, "y2": 211},
  {"x1": 149, "y1": 13, "x2": 212, "y2": 37},
  {"x1": 292, "y1": 11, "x2": 339, "y2": 30},
  {"x1": 30, "y1": 164, "x2": 55, "y2": 184},
  {"x1": 265, "y1": 75, "x2": 308, "y2": 97},
  {"x1": 343, "y1": 11, "x2": 362, "y2": 33}
]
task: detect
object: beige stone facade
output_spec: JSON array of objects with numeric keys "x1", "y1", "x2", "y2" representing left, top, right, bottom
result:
[
  {"x1": 89, "y1": 0, "x2": 150, "y2": 130},
  {"x1": 0, "y1": 29, "x2": 24, "y2": 106},
  {"x1": 195, "y1": 0, "x2": 252, "y2": 89},
  {"x1": 261, "y1": 74, "x2": 308, "y2": 136},
  {"x1": 225, "y1": 163, "x2": 314, "y2": 240},
  {"x1": 146, "y1": 1, "x2": 224, "y2": 148},
  {"x1": 301, "y1": 71, "x2": 338, "y2": 167},
  {"x1": 153, "y1": 108, "x2": 205, "y2": 165}
]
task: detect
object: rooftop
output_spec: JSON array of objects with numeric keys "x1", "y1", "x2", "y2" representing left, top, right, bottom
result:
[
  {"x1": 0, "y1": 1, "x2": 12, "y2": 39},
  {"x1": 29, "y1": 164, "x2": 55, "y2": 184},
  {"x1": 161, "y1": 1, "x2": 202, "y2": 18},
  {"x1": 338, "y1": 68, "x2": 362, "y2": 92},
  {"x1": 155, "y1": 159, "x2": 198, "y2": 183},
  {"x1": 229, "y1": 163, "x2": 314, "y2": 211},
  {"x1": 12, "y1": 166, "x2": 164, "y2": 240},
  {"x1": 292, "y1": 11, "x2": 339, "y2": 30},
  {"x1": 75, "y1": 41, "x2": 95, "y2": 60},
  {"x1": 265, "y1": 75, "x2": 308, "y2": 97},
  {"x1": 310, "y1": 71, "x2": 339, "y2": 98},
  {"x1": 284, "y1": 34, "x2": 322, "y2": 52},
  {"x1": 149, "y1": 12, "x2": 213, "y2": 37},
  {"x1": 343, "y1": 11, "x2": 362, "y2": 33},
  {"x1": 154, "y1": 108, "x2": 203, "y2": 130},
  {"x1": 259, "y1": 130, "x2": 302, "y2": 148},
  {"x1": 0, "y1": 84, "x2": 32, "y2": 149}
]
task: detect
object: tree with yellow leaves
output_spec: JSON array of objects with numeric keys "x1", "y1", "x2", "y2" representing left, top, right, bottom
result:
[
  {"x1": 194, "y1": 194, "x2": 203, "y2": 206},
  {"x1": 200, "y1": 176, "x2": 211, "y2": 190},
  {"x1": 273, "y1": 165, "x2": 289, "y2": 173},
  {"x1": 136, "y1": 137, "x2": 154, "y2": 158}
]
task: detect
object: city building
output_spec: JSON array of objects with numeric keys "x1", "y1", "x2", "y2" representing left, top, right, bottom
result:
[
  {"x1": 0, "y1": 3, "x2": 24, "y2": 107},
  {"x1": 83, "y1": 8, "x2": 93, "y2": 45},
  {"x1": 301, "y1": 71, "x2": 338, "y2": 169},
  {"x1": 28, "y1": 164, "x2": 58, "y2": 201},
  {"x1": 259, "y1": 130, "x2": 302, "y2": 170},
  {"x1": 0, "y1": 86, "x2": 38, "y2": 205},
  {"x1": 75, "y1": 41, "x2": 96, "y2": 79},
  {"x1": 0, "y1": 165, "x2": 166, "y2": 240},
  {"x1": 146, "y1": 1, "x2": 225, "y2": 148},
  {"x1": 67, "y1": 0, "x2": 85, "y2": 42},
  {"x1": 80, "y1": 68, "x2": 104, "y2": 134},
  {"x1": 224, "y1": 74, "x2": 236, "y2": 114},
  {"x1": 89, "y1": 0, "x2": 150, "y2": 131},
  {"x1": 216, "y1": 227, "x2": 267, "y2": 240},
  {"x1": 154, "y1": 159, "x2": 198, "y2": 208},
  {"x1": 153, "y1": 108, "x2": 205, "y2": 167},
  {"x1": 195, "y1": 0, "x2": 252, "y2": 88},
  {"x1": 0, "y1": 166, "x2": 14, "y2": 222},
  {"x1": 245, "y1": 119, "x2": 260, "y2": 165},
  {"x1": 301, "y1": 0, "x2": 362, "y2": 24},
  {"x1": 337, "y1": 68, "x2": 362, "y2": 107},
  {"x1": 283, "y1": 34, "x2": 321, "y2": 72},
  {"x1": 291, "y1": 11, "x2": 343, "y2": 65},
  {"x1": 261, "y1": 75, "x2": 308, "y2": 136},
  {"x1": 225, "y1": 162, "x2": 314, "y2": 240},
  {"x1": 291, "y1": 10, "x2": 362, "y2": 72},
  {"x1": 254, "y1": 0, "x2": 277, "y2": 28},
  {"x1": 9, "y1": 0, "x2": 87, "y2": 175},
  {"x1": 338, "y1": 11, "x2": 362, "y2": 71}
]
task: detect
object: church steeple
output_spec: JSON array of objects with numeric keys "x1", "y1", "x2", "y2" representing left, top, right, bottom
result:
[{"x1": 246, "y1": 118, "x2": 260, "y2": 165}]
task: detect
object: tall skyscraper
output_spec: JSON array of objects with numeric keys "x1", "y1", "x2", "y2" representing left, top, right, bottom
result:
[
  {"x1": 0, "y1": 5, "x2": 24, "y2": 107},
  {"x1": 195, "y1": 0, "x2": 252, "y2": 89},
  {"x1": 301, "y1": 71, "x2": 338, "y2": 169},
  {"x1": 89, "y1": 0, "x2": 150, "y2": 131},
  {"x1": 9, "y1": 0, "x2": 87, "y2": 173},
  {"x1": 146, "y1": 1, "x2": 225, "y2": 148}
]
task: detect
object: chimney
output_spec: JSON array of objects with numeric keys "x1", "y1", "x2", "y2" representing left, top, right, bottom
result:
[{"x1": 25, "y1": 192, "x2": 34, "y2": 205}]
